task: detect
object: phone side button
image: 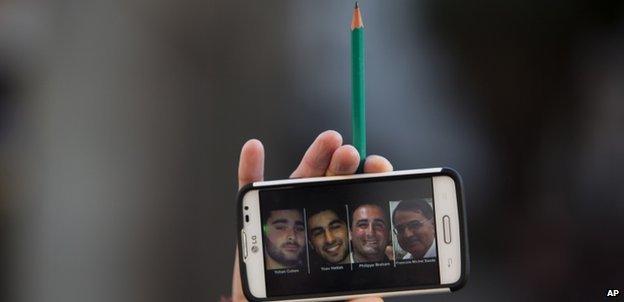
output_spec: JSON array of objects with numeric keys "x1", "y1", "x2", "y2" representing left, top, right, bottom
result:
[
  {"x1": 241, "y1": 230, "x2": 248, "y2": 260},
  {"x1": 443, "y1": 215, "x2": 451, "y2": 244}
]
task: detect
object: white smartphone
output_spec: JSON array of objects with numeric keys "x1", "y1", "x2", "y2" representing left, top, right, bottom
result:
[{"x1": 237, "y1": 168, "x2": 468, "y2": 301}]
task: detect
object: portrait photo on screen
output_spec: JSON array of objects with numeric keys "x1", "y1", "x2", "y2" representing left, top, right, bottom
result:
[
  {"x1": 306, "y1": 205, "x2": 352, "y2": 269},
  {"x1": 262, "y1": 208, "x2": 307, "y2": 271},
  {"x1": 389, "y1": 199, "x2": 437, "y2": 262},
  {"x1": 349, "y1": 201, "x2": 393, "y2": 264}
]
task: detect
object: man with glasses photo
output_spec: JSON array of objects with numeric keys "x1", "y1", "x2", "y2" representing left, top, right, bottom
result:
[{"x1": 391, "y1": 200, "x2": 436, "y2": 260}]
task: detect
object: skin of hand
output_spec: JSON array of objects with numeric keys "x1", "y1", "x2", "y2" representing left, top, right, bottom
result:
[{"x1": 232, "y1": 130, "x2": 392, "y2": 302}]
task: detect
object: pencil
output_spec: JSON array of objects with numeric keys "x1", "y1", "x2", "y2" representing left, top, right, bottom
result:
[{"x1": 351, "y1": 2, "x2": 366, "y2": 171}]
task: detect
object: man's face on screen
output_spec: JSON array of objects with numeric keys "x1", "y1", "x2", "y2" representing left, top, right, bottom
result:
[
  {"x1": 308, "y1": 210, "x2": 350, "y2": 264},
  {"x1": 351, "y1": 205, "x2": 389, "y2": 262},
  {"x1": 265, "y1": 210, "x2": 305, "y2": 268},
  {"x1": 394, "y1": 210, "x2": 435, "y2": 259}
]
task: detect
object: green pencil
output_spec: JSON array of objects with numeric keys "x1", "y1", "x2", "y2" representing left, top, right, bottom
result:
[{"x1": 351, "y1": 2, "x2": 366, "y2": 171}]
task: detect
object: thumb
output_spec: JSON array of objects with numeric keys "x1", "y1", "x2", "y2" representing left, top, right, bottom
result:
[{"x1": 238, "y1": 139, "x2": 265, "y2": 189}]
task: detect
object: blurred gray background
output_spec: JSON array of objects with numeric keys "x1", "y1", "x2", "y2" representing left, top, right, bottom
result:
[{"x1": 1, "y1": 0, "x2": 623, "y2": 301}]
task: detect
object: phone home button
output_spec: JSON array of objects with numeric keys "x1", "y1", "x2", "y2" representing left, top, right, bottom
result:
[{"x1": 443, "y1": 215, "x2": 451, "y2": 244}]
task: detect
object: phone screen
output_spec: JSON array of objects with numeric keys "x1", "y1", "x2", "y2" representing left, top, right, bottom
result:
[{"x1": 258, "y1": 176, "x2": 440, "y2": 297}]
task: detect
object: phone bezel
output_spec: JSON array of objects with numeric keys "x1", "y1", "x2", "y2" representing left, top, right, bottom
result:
[
  {"x1": 237, "y1": 168, "x2": 469, "y2": 301},
  {"x1": 432, "y1": 175, "x2": 463, "y2": 284}
]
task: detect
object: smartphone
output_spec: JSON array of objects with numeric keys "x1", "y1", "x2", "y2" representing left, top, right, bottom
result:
[{"x1": 237, "y1": 168, "x2": 468, "y2": 301}]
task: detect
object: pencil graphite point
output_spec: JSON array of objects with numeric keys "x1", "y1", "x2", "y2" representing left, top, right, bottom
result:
[{"x1": 351, "y1": 2, "x2": 364, "y2": 30}]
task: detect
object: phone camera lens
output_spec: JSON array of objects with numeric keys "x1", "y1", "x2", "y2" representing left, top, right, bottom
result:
[
  {"x1": 244, "y1": 206, "x2": 249, "y2": 210},
  {"x1": 251, "y1": 246, "x2": 259, "y2": 253},
  {"x1": 245, "y1": 215, "x2": 249, "y2": 222}
]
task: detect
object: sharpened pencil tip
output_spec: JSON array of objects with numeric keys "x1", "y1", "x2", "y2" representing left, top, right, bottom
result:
[{"x1": 351, "y1": 2, "x2": 364, "y2": 30}]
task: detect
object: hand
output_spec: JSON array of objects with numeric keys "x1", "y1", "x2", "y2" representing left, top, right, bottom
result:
[{"x1": 231, "y1": 130, "x2": 392, "y2": 302}]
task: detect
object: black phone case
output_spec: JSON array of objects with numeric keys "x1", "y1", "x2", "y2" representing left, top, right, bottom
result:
[{"x1": 236, "y1": 167, "x2": 469, "y2": 301}]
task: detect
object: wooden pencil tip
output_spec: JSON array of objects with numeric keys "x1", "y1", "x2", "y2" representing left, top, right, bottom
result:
[{"x1": 351, "y1": 2, "x2": 363, "y2": 30}]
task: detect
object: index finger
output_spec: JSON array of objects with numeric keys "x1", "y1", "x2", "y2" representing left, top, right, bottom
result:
[{"x1": 290, "y1": 130, "x2": 343, "y2": 178}]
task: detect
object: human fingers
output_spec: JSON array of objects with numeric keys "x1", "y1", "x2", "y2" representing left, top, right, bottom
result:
[
  {"x1": 233, "y1": 139, "x2": 265, "y2": 302},
  {"x1": 325, "y1": 144, "x2": 360, "y2": 176},
  {"x1": 290, "y1": 130, "x2": 343, "y2": 178},
  {"x1": 363, "y1": 155, "x2": 393, "y2": 173},
  {"x1": 238, "y1": 139, "x2": 265, "y2": 189},
  {"x1": 231, "y1": 250, "x2": 247, "y2": 302}
]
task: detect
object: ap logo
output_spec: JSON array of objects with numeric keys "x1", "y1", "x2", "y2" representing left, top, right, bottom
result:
[{"x1": 606, "y1": 289, "x2": 620, "y2": 297}]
